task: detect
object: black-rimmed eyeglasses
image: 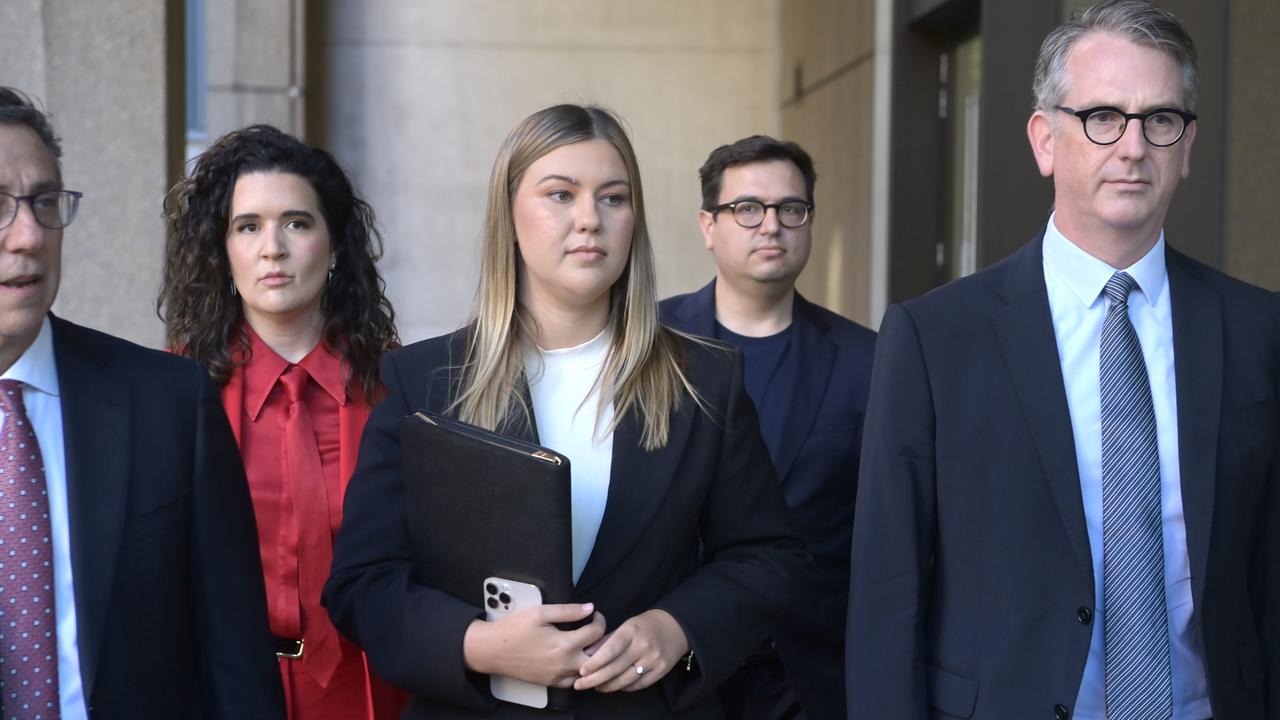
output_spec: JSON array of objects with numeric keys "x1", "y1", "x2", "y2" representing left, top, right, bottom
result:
[
  {"x1": 0, "y1": 190, "x2": 84, "y2": 230},
  {"x1": 1055, "y1": 105, "x2": 1197, "y2": 147},
  {"x1": 708, "y1": 200, "x2": 813, "y2": 229}
]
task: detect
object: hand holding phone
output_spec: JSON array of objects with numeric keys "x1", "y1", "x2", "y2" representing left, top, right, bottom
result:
[
  {"x1": 475, "y1": 578, "x2": 606, "y2": 707},
  {"x1": 484, "y1": 578, "x2": 548, "y2": 708}
]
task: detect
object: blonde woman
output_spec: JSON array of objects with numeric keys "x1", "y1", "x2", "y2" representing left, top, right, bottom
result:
[{"x1": 324, "y1": 104, "x2": 807, "y2": 718}]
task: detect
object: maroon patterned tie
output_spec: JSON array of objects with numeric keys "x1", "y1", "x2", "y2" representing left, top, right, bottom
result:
[{"x1": 0, "y1": 380, "x2": 60, "y2": 719}]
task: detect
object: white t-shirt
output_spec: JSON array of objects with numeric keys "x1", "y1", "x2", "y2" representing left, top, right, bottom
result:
[{"x1": 523, "y1": 330, "x2": 614, "y2": 584}]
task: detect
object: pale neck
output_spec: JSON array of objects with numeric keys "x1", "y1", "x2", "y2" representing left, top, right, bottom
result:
[
  {"x1": 1052, "y1": 212, "x2": 1163, "y2": 270},
  {"x1": 713, "y1": 275, "x2": 795, "y2": 337},
  {"x1": 520, "y1": 291, "x2": 611, "y2": 351},
  {"x1": 0, "y1": 336, "x2": 34, "y2": 376},
  {"x1": 243, "y1": 305, "x2": 324, "y2": 363}
]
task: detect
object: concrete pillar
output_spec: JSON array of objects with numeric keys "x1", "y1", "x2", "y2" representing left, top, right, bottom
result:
[
  {"x1": 1223, "y1": 0, "x2": 1280, "y2": 290},
  {"x1": 780, "y1": 0, "x2": 878, "y2": 326},
  {"x1": 313, "y1": 0, "x2": 780, "y2": 342},
  {"x1": 0, "y1": 0, "x2": 180, "y2": 347},
  {"x1": 204, "y1": 0, "x2": 307, "y2": 142}
]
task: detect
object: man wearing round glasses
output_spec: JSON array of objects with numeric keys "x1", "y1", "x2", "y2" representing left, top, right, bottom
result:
[
  {"x1": 848, "y1": 1, "x2": 1279, "y2": 719},
  {"x1": 0, "y1": 149, "x2": 79, "y2": 359},
  {"x1": 662, "y1": 136, "x2": 875, "y2": 720},
  {"x1": 0, "y1": 86, "x2": 284, "y2": 718}
]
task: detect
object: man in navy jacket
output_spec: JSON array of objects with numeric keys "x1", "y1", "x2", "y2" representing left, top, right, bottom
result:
[
  {"x1": 0, "y1": 86, "x2": 282, "y2": 719},
  {"x1": 846, "y1": 2, "x2": 1279, "y2": 717},
  {"x1": 661, "y1": 135, "x2": 875, "y2": 719}
]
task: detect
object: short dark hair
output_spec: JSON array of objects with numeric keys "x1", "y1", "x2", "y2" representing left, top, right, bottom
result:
[
  {"x1": 0, "y1": 86, "x2": 63, "y2": 173},
  {"x1": 698, "y1": 135, "x2": 817, "y2": 210}
]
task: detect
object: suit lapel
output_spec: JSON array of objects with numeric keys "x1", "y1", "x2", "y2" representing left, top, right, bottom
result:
[
  {"x1": 1165, "y1": 249, "x2": 1221, "y2": 606},
  {"x1": 772, "y1": 295, "x2": 835, "y2": 480},
  {"x1": 990, "y1": 236, "x2": 1094, "y2": 587},
  {"x1": 670, "y1": 280, "x2": 718, "y2": 338},
  {"x1": 574, "y1": 399, "x2": 693, "y2": 594},
  {"x1": 337, "y1": 401, "x2": 369, "y2": 494},
  {"x1": 219, "y1": 362, "x2": 245, "y2": 444},
  {"x1": 51, "y1": 318, "x2": 131, "y2": 703}
]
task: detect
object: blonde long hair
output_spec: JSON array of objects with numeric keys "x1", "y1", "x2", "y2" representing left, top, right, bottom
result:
[{"x1": 450, "y1": 104, "x2": 699, "y2": 450}]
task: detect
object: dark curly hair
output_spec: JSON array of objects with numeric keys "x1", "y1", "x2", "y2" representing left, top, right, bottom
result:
[{"x1": 158, "y1": 124, "x2": 397, "y2": 402}]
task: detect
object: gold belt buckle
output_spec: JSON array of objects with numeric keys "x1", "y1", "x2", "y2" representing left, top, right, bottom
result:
[{"x1": 275, "y1": 638, "x2": 304, "y2": 659}]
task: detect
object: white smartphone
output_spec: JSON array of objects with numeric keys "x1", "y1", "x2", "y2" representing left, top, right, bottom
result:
[{"x1": 483, "y1": 576, "x2": 548, "y2": 709}]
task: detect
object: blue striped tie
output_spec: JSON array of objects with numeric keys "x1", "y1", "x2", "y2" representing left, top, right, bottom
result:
[{"x1": 1100, "y1": 271, "x2": 1172, "y2": 720}]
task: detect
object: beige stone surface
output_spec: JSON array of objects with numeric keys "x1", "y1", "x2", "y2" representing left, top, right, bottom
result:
[
  {"x1": 781, "y1": 0, "x2": 874, "y2": 97},
  {"x1": 780, "y1": 0, "x2": 876, "y2": 327},
  {"x1": 317, "y1": 0, "x2": 780, "y2": 342},
  {"x1": 204, "y1": 0, "x2": 304, "y2": 139},
  {"x1": 325, "y1": 0, "x2": 777, "y2": 48},
  {"x1": 1223, "y1": 0, "x2": 1280, "y2": 290},
  {"x1": 784, "y1": 64, "x2": 875, "y2": 326},
  {"x1": 206, "y1": 87, "x2": 299, "y2": 138},
  {"x1": 1, "y1": 0, "x2": 175, "y2": 347}
]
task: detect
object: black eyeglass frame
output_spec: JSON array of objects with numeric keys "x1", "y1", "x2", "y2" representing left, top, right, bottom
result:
[
  {"x1": 707, "y1": 200, "x2": 815, "y2": 229},
  {"x1": 0, "y1": 189, "x2": 85, "y2": 230},
  {"x1": 1054, "y1": 105, "x2": 1197, "y2": 147}
]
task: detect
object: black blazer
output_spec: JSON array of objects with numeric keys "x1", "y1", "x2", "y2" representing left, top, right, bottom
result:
[
  {"x1": 846, "y1": 233, "x2": 1280, "y2": 719},
  {"x1": 50, "y1": 316, "x2": 283, "y2": 718},
  {"x1": 324, "y1": 328, "x2": 808, "y2": 719},
  {"x1": 661, "y1": 281, "x2": 875, "y2": 719}
]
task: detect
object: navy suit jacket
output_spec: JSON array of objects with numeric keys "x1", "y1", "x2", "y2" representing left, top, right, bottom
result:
[
  {"x1": 661, "y1": 281, "x2": 876, "y2": 719},
  {"x1": 324, "y1": 328, "x2": 808, "y2": 718},
  {"x1": 847, "y1": 233, "x2": 1280, "y2": 719},
  {"x1": 49, "y1": 316, "x2": 283, "y2": 718}
]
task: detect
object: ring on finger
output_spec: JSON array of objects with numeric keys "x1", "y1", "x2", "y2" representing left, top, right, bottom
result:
[{"x1": 634, "y1": 664, "x2": 645, "y2": 675}]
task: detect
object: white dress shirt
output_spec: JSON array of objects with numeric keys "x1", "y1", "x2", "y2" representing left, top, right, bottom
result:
[
  {"x1": 524, "y1": 329, "x2": 614, "y2": 584},
  {"x1": 1042, "y1": 216, "x2": 1211, "y2": 720},
  {"x1": 0, "y1": 316, "x2": 88, "y2": 719}
]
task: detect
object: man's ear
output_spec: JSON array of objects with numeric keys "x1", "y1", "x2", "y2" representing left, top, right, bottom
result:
[
  {"x1": 1178, "y1": 119, "x2": 1197, "y2": 178},
  {"x1": 698, "y1": 210, "x2": 716, "y2": 252},
  {"x1": 1027, "y1": 110, "x2": 1056, "y2": 178}
]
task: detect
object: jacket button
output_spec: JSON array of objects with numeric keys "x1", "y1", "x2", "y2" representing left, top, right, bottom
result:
[
  {"x1": 1076, "y1": 607, "x2": 1093, "y2": 624},
  {"x1": 1054, "y1": 703, "x2": 1070, "y2": 719}
]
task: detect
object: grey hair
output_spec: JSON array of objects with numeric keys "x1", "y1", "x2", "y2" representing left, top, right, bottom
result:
[{"x1": 1032, "y1": 0, "x2": 1198, "y2": 113}]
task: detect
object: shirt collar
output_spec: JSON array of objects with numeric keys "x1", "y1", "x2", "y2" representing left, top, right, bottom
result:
[
  {"x1": 1, "y1": 315, "x2": 60, "y2": 398},
  {"x1": 242, "y1": 325, "x2": 347, "y2": 421},
  {"x1": 1042, "y1": 212, "x2": 1167, "y2": 309}
]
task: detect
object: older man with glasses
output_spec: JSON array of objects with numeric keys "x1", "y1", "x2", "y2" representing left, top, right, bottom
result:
[
  {"x1": 0, "y1": 86, "x2": 284, "y2": 718},
  {"x1": 661, "y1": 135, "x2": 876, "y2": 720},
  {"x1": 846, "y1": 1, "x2": 1280, "y2": 718}
]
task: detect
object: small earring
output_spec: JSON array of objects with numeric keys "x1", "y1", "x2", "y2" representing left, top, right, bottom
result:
[
  {"x1": 230, "y1": 279, "x2": 237, "y2": 297},
  {"x1": 327, "y1": 260, "x2": 335, "y2": 284}
]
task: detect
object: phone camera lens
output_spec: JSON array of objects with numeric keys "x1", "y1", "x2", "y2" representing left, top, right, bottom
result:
[
  {"x1": 485, "y1": 583, "x2": 498, "y2": 596},
  {"x1": 486, "y1": 596, "x2": 499, "y2": 609},
  {"x1": 498, "y1": 592, "x2": 511, "y2": 605}
]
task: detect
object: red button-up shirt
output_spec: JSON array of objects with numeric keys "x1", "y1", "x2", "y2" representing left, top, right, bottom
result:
[{"x1": 239, "y1": 328, "x2": 344, "y2": 643}]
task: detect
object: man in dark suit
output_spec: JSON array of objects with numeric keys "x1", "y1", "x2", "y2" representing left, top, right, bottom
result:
[
  {"x1": 0, "y1": 87, "x2": 284, "y2": 717},
  {"x1": 847, "y1": 2, "x2": 1278, "y2": 719},
  {"x1": 662, "y1": 136, "x2": 875, "y2": 719}
]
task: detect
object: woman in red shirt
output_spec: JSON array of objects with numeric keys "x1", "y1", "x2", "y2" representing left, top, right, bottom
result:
[{"x1": 158, "y1": 125, "x2": 405, "y2": 720}]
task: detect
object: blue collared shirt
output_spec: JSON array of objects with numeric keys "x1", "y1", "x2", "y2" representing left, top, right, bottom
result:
[{"x1": 1041, "y1": 215, "x2": 1210, "y2": 720}]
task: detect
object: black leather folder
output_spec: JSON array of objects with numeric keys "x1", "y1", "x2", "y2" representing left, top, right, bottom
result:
[
  {"x1": 401, "y1": 410, "x2": 577, "y2": 708},
  {"x1": 400, "y1": 410, "x2": 574, "y2": 608}
]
